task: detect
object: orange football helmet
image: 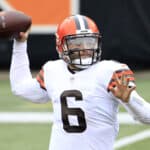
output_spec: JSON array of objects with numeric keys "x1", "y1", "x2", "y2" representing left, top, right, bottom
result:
[{"x1": 56, "y1": 14, "x2": 102, "y2": 70}]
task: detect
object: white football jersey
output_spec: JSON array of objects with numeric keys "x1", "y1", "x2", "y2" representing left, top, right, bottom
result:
[
  {"x1": 10, "y1": 40, "x2": 150, "y2": 150},
  {"x1": 38, "y1": 59, "x2": 131, "y2": 150}
]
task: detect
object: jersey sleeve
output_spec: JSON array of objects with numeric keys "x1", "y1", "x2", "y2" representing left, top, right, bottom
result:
[
  {"x1": 123, "y1": 91, "x2": 150, "y2": 124},
  {"x1": 10, "y1": 40, "x2": 49, "y2": 103}
]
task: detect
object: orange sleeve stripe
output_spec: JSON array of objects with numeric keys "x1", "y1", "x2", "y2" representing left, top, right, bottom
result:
[
  {"x1": 107, "y1": 69, "x2": 135, "y2": 92},
  {"x1": 36, "y1": 69, "x2": 46, "y2": 90}
]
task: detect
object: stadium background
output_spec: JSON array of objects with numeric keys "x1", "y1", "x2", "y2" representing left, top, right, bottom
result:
[
  {"x1": 0, "y1": 0, "x2": 150, "y2": 150},
  {"x1": 0, "y1": 0, "x2": 150, "y2": 70}
]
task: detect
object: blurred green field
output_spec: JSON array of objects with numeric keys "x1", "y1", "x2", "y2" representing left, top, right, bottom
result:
[
  {"x1": 0, "y1": 123, "x2": 52, "y2": 150},
  {"x1": 0, "y1": 79, "x2": 52, "y2": 112},
  {"x1": 0, "y1": 71, "x2": 150, "y2": 150},
  {"x1": 0, "y1": 123, "x2": 149, "y2": 150}
]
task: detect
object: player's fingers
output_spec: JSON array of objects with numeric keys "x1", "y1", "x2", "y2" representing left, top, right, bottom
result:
[
  {"x1": 17, "y1": 32, "x2": 29, "y2": 42},
  {"x1": 114, "y1": 73, "x2": 120, "y2": 85},
  {"x1": 122, "y1": 74, "x2": 128, "y2": 86},
  {"x1": 121, "y1": 72, "x2": 124, "y2": 84},
  {"x1": 126, "y1": 77, "x2": 130, "y2": 87},
  {"x1": 109, "y1": 86, "x2": 116, "y2": 94},
  {"x1": 19, "y1": 32, "x2": 25, "y2": 37},
  {"x1": 121, "y1": 72, "x2": 128, "y2": 86}
]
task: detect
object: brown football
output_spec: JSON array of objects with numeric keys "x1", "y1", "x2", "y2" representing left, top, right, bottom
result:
[{"x1": 0, "y1": 10, "x2": 32, "y2": 39}]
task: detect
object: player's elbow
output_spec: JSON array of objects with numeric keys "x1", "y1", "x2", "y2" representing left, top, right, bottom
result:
[
  {"x1": 11, "y1": 85, "x2": 49, "y2": 104},
  {"x1": 11, "y1": 85, "x2": 23, "y2": 97},
  {"x1": 10, "y1": 82, "x2": 28, "y2": 98}
]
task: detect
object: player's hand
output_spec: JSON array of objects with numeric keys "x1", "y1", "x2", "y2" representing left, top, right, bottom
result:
[
  {"x1": 109, "y1": 72, "x2": 136, "y2": 103},
  {"x1": 15, "y1": 28, "x2": 30, "y2": 42}
]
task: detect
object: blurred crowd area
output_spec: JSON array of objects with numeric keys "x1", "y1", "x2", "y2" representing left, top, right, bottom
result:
[{"x1": 0, "y1": 0, "x2": 150, "y2": 70}]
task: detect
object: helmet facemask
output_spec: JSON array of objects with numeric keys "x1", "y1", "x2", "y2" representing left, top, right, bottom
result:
[{"x1": 60, "y1": 33, "x2": 102, "y2": 70}]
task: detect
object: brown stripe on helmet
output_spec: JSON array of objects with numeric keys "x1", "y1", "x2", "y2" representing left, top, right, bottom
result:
[
  {"x1": 73, "y1": 15, "x2": 89, "y2": 30},
  {"x1": 74, "y1": 15, "x2": 81, "y2": 29}
]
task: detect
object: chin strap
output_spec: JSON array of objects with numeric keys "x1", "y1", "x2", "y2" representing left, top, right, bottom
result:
[{"x1": 67, "y1": 65, "x2": 85, "y2": 73}]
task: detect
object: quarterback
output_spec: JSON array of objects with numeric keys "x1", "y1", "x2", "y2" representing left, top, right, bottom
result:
[{"x1": 10, "y1": 15, "x2": 150, "y2": 150}]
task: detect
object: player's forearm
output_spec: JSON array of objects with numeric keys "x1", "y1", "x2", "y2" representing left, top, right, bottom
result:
[
  {"x1": 10, "y1": 40, "x2": 50, "y2": 103},
  {"x1": 10, "y1": 40, "x2": 32, "y2": 93},
  {"x1": 124, "y1": 91, "x2": 150, "y2": 124}
]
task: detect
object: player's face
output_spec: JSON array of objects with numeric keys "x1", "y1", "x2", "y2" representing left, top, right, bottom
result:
[
  {"x1": 69, "y1": 50, "x2": 93, "y2": 60},
  {"x1": 67, "y1": 37, "x2": 98, "y2": 60},
  {"x1": 61, "y1": 35, "x2": 101, "y2": 70}
]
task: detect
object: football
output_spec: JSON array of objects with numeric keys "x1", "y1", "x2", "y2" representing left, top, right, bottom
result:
[{"x1": 0, "y1": 10, "x2": 32, "y2": 39}]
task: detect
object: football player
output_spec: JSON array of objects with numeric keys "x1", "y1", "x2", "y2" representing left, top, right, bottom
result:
[{"x1": 10, "y1": 14, "x2": 150, "y2": 150}]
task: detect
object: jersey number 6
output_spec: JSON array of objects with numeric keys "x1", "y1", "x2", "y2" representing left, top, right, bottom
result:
[{"x1": 60, "y1": 90, "x2": 87, "y2": 133}]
